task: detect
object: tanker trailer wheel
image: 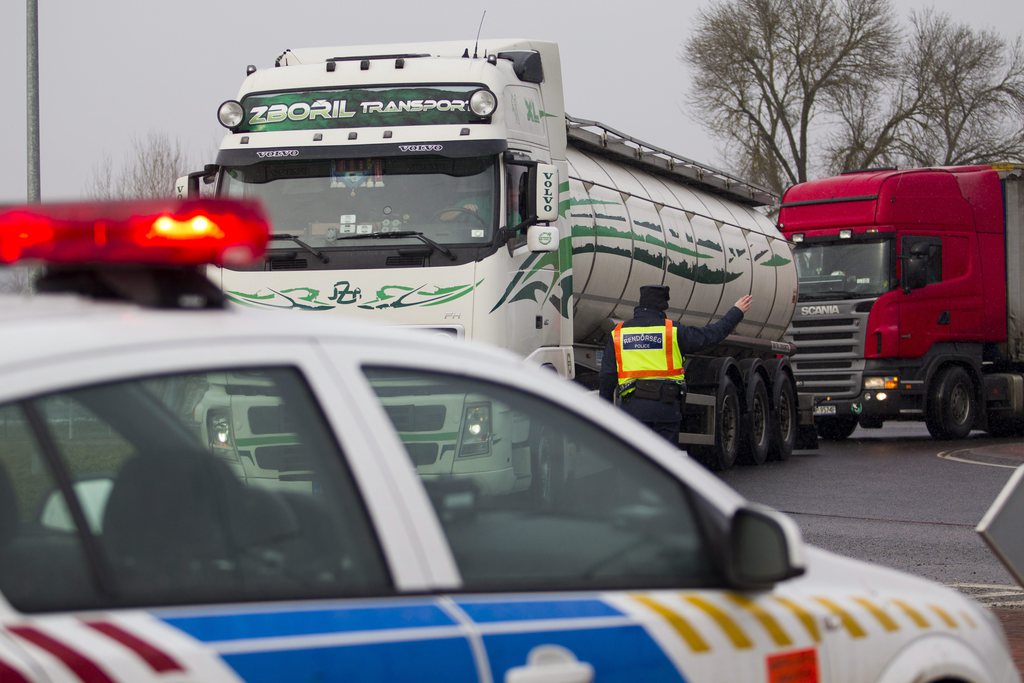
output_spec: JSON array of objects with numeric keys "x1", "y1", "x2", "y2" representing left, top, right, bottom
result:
[
  {"x1": 691, "y1": 377, "x2": 740, "y2": 471},
  {"x1": 767, "y1": 371, "x2": 797, "y2": 461},
  {"x1": 815, "y1": 415, "x2": 858, "y2": 441},
  {"x1": 925, "y1": 365, "x2": 976, "y2": 440},
  {"x1": 738, "y1": 373, "x2": 770, "y2": 466}
]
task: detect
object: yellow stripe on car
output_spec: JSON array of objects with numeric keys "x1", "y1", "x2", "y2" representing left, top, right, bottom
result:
[
  {"x1": 851, "y1": 596, "x2": 899, "y2": 632},
  {"x1": 890, "y1": 598, "x2": 930, "y2": 629},
  {"x1": 929, "y1": 604, "x2": 958, "y2": 629},
  {"x1": 684, "y1": 595, "x2": 754, "y2": 649},
  {"x1": 813, "y1": 597, "x2": 867, "y2": 638},
  {"x1": 773, "y1": 596, "x2": 821, "y2": 643},
  {"x1": 632, "y1": 594, "x2": 711, "y2": 653},
  {"x1": 726, "y1": 594, "x2": 793, "y2": 647}
]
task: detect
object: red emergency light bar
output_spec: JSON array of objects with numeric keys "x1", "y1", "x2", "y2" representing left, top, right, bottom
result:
[{"x1": 0, "y1": 198, "x2": 269, "y2": 266}]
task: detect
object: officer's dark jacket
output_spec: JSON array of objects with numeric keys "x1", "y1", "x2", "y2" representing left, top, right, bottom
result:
[{"x1": 598, "y1": 305, "x2": 745, "y2": 402}]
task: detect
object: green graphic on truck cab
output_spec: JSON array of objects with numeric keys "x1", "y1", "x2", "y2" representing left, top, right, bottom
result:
[
  {"x1": 227, "y1": 280, "x2": 481, "y2": 311},
  {"x1": 239, "y1": 86, "x2": 483, "y2": 132}
]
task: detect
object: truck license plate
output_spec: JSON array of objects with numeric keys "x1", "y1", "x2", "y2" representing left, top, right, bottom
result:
[{"x1": 814, "y1": 404, "x2": 837, "y2": 416}]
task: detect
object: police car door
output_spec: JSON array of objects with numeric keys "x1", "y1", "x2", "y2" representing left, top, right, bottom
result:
[
  {"x1": 0, "y1": 338, "x2": 482, "y2": 683},
  {"x1": 343, "y1": 348, "x2": 828, "y2": 683}
]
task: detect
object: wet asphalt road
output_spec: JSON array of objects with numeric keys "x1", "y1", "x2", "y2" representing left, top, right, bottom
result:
[{"x1": 717, "y1": 422, "x2": 1024, "y2": 593}]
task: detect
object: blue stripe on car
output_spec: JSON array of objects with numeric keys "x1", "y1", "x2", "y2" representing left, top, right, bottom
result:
[
  {"x1": 455, "y1": 598, "x2": 623, "y2": 623},
  {"x1": 221, "y1": 637, "x2": 478, "y2": 683},
  {"x1": 161, "y1": 602, "x2": 455, "y2": 642}
]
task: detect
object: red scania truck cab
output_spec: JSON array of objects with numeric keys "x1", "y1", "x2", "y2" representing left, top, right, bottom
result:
[{"x1": 778, "y1": 165, "x2": 1024, "y2": 440}]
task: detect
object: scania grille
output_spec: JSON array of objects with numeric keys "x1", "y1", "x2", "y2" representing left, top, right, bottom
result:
[{"x1": 786, "y1": 313, "x2": 868, "y2": 399}]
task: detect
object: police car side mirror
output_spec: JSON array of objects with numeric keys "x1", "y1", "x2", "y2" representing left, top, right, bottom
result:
[{"x1": 728, "y1": 504, "x2": 806, "y2": 589}]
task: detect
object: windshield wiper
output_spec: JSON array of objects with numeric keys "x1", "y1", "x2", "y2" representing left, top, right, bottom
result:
[
  {"x1": 334, "y1": 230, "x2": 456, "y2": 261},
  {"x1": 270, "y1": 234, "x2": 329, "y2": 264}
]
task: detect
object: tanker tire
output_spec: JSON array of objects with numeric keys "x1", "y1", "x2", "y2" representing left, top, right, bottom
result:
[
  {"x1": 768, "y1": 372, "x2": 797, "y2": 461},
  {"x1": 738, "y1": 373, "x2": 770, "y2": 466},
  {"x1": 692, "y1": 377, "x2": 740, "y2": 471},
  {"x1": 925, "y1": 365, "x2": 975, "y2": 440},
  {"x1": 815, "y1": 415, "x2": 858, "y2": 441}
]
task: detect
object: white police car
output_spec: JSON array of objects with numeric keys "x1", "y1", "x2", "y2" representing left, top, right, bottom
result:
[{"x1": 0, "y1": 199, "x2": 1017, "y2": 682}]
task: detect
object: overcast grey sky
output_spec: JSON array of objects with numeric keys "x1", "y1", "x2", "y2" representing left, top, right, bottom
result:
[{"x1": 2, "y1": 0, "x2": 1022, "y2": 203}]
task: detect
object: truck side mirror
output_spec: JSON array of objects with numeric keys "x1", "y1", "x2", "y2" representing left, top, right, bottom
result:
[
  {"x1": 530, "y1": 163, "x2": 559, "y2": 223},
  {"x1": 901, "y1": 254, "x2": 928, "y2": 293},
  {"x1": 175, "y1": 165, "x2": 221, "y2": 199},
  {"x1": 527, "y1": 225, "x2": 559, "y2": 252},
  {"x1": 174, "y1": 175, "x2": 196, "y2": 199}
]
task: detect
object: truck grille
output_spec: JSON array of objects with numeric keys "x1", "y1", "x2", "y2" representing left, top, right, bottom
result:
[
  {"x1": 384, "y1": 404, "x2": 447, "y2": 432},
  {"x1": 787, "y1": 313, "x2": 868, "y2": 399}
]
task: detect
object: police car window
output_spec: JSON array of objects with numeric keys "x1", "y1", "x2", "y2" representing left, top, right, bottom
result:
[
  {"x1": 0, "y1": 404, "x2": 94, "y2": 612},
  {"x1": 364, "y1": 368, "x2": 717, "y2": 591},
  {"x1": 0, "y1": 368, "x2": 388, "y2": 612}
]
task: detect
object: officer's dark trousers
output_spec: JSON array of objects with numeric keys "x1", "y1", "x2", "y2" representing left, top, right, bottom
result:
[{"x1": 621, "y1": 397, "x2": 681, "y2": 446}]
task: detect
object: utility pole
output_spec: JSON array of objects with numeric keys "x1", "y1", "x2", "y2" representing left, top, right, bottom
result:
[{"x1": 27, "y1": 0, "x2": 40, "y2": 202}]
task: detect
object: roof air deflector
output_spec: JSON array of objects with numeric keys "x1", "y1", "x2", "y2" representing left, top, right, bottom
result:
[{"x1": 497, "y1": 50, "x2": 543, "y2": 83}]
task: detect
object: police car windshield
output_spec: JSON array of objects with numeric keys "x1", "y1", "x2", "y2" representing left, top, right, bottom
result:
[
  {"x1": 219, "y1": 156, "x2": 498, "y2": 248},
  {"x1": 795, "y1": 238, "x2": 893, "y2": 301}
]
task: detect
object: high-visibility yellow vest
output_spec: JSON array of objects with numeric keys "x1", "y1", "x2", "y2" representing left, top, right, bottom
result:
[{"x1": 612, "y1": 321, "x2": 685, "y2": 396}]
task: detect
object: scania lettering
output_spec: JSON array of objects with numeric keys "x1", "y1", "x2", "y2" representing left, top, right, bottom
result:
[
  {"x1": 181, "y1": 39, "x2": 816, "y2": 472},
  {"x1": 779, "y1": 165, "x2": 1024, "y2": 441},
  {"x1": 800, "y1": 305, "x2": 841, "y2": 316}
]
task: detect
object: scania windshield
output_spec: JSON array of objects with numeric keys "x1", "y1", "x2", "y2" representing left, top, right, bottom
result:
[
  {"x1": 795, "y1": 238, "x2": 894, "y2": 300},
  {"x1": 219, "y1": 156, "x2": 498, "y2": 257}
]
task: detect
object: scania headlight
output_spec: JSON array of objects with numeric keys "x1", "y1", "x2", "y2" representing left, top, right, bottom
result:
[
  {"x1": 218, "y1": 100, "x2": 245, "y2": 129},
  {"x1": 864, "y1": 376, "x2": 899, "y2": 390},
  {"x1": 459, "y1": 403, "x2": 491, "y2": 457},
  {"x1": 469, "y1": 89, "x2": 498, "y2": 117}
]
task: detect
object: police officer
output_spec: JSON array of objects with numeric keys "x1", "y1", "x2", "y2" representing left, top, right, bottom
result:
[{"x1": 599, "y1": 286, "x2": 753, "y2": 444}]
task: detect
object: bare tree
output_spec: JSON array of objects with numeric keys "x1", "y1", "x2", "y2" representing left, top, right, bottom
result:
[
  {"x1": 87, "y1": 131, "x2": 192, "y2": 199},
  {"x1": 891, "y1": 11, "x2": 1024, "y2": 167},
  {"x1": 685, "y1": 0, "x2": 1024, "y2": 192}
]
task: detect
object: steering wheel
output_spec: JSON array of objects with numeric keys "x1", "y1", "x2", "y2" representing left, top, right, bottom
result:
[{"x1": 434, "y1": 207, "x2": 488, "y2": 228}]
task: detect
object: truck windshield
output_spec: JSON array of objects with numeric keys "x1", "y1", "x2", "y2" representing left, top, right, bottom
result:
[
  {"x1": 795, "y1": 238, "x2": 893, "y2": 300},
  {"x1": 219, "y1": 156, "x2": 497, "y2": 247}
]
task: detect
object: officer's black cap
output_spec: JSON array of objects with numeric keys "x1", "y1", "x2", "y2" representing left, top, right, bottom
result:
[{"x1": 638, "y1": 285, "x2": 670, "y2": 311}]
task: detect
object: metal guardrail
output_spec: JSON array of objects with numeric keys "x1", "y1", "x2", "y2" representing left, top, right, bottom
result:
[{"x1": 565, "y1": 114, "x2": 778, "y2": 209}]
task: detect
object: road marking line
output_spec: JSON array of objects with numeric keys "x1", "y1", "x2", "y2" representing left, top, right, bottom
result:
[
  {"x1": 937, "y1": 449, "x2": 1018, "y2": 469},
  {"x1": 990, "y1": 600, "x2": 1024, "y2": 608}
]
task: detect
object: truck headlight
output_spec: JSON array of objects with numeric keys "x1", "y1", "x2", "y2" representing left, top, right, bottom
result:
[
  {"x1": 459, "y1": 403, "x2": 491, "y2": 457},
  {"x1": 864, "y1": 376, "x2": 899, "y2": 390},
  {"x1": 207, "y1": 409, "x2": 233, "y2": 448},
  {"x1": 469, "y1": 89, "x2": 498, "y2": 117},
  {"x1": 218, "y1": 100, "x2": 245, "y2": 129}
]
